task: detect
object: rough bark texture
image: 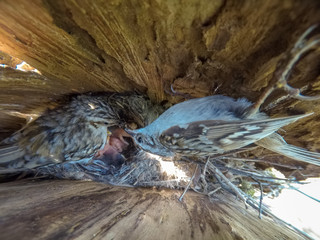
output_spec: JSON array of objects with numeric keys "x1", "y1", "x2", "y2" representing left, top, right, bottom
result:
[
  {"x1": 1, "y1": 0, "x2": 320, "y2": 149},
  {"x1": 0, "y1": 179, "x2": 304, "y2": 240},
  {"x1": 0, "y1": 0, "x2": 320, "y2": 239}
]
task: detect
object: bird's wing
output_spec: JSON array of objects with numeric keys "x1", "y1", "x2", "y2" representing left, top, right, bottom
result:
[{"x1": 159, "y1": 114, "x2": 311, "y2": 154}]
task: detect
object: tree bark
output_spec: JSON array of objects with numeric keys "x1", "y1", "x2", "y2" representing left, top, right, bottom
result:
[
  {"x1": 0, "y1": 179, "x2": 305, "y2": 240},
  {"x1": 0, "y1": 1, "x2": 319, "y2": 238}
]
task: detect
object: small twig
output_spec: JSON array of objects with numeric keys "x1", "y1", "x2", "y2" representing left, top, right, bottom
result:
[
  {"x1": 192, "y1": 188, "x2": 212, "y2": 195},
  {"x1": 170, "y1": 84, "x2": 177, "y2": 94},
  {"x1": 287, "y1": 169, "x2": 317, "y2": 179},
  {"x1": 208, "y1": 187, "x2": 222, "y2": 196},
  {"x1": 203, "y1": 156, "x2": 210, "y2": 175},
  {"x1": 164, "y1": 78, "x2": 192, "y2": 99},
  {"x1": 252, "y1": 177, "x2": 264, "y2": 219},
  {"x1": 179, "y1": 164, "x2": 199, "y2": 201},
  {"x1": 244, "y1": 195, "x2": 314, "y2": 240},
  {"x1": 200, "y1": 156, "x2": 211, "y2": 193},
  {"x1": 220, "y1": 165, "x2": 298, "y2": 183},
  {"x1": 177, "y1": 146, "x2": 258, "y2": 165},
  {"x1": 208, "y1": 161, "x2": 248, "y2": 208},
  {"x1": 119, "y1": 167, "x2": 136, "y2": 182},
  {"x1": 92, "y1": 162, "x2": 110, "y2": 170},
  {"x1": 223, "y1": 156, "x2": 303, "y2": 170},
  {"x1": 34, "y1": 169, "x2": 42, "y2": 178},
  {"x1": 138, "y1": 179, "x2": 181, "y2": 187},
  {"x1": 244, "y1": 25, "x2": 320, "y2": 117},
  {"x1": 211, "y1": 83, "x2": 222, "y2": 95},
  {"x1": 288, "y1": 184, "x2": 320, "y2": 203}
]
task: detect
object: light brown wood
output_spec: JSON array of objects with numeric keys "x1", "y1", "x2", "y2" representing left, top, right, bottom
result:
[
  {"x1": 1, "y1": 1, "x2": 320, "y2": 152},
  {"x1": 0, "y1": 180, "x2": 304, "y2": 240},
  {"x1": 0, "y1": 1, "x2": 319, "y2": 238}
]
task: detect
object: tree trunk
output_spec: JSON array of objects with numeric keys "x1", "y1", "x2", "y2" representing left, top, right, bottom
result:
[
  {"x1": 0, "y1": 0, "x2": 319, "y2": 238},
  {"x1": 0, "y1": 179, "x2": 305, "y2": 240}
]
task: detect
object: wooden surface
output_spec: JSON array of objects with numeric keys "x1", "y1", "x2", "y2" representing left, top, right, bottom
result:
[
  {"x1": 0, "y1": 0, "x2": 319, "y2": 101},
  {"x1": 0, "y1": 1, "x2": 319, "y2": 238},
  {"x1": 0, "y1": 1, "x2": 320, "y2": 153},
  {"x1": 0, "y1": 179, "x2": 305, "y2": 240}
]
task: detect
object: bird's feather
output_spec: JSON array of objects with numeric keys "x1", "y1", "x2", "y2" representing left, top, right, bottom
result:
[
  {"x1": 160, "y1": 114, "x2": 311, "y2": 155},
  {"x1": 0, "y1": 92, "x2": 158, "y2": 171},
  {"x1": 256, "y1": 133, "x2": 320, "y2": 166},
  {"x1": 0, "y1": 145, "x2": 25, "y2": 164}
]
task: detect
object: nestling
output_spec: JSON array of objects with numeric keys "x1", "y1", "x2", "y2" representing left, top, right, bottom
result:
[{"x1": 0, "y1": 92, "x2": 162, "y2": 169}]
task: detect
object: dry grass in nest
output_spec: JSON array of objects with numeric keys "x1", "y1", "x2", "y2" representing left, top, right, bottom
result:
[{"x1": 2, "y1": 142, "x2": 313, "y2": 223}]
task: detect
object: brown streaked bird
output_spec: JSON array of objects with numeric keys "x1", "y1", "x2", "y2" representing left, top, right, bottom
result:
[
  {"x1": 0, "y1": 92, "x2": 162, "y2": 170},
  {"x1": 126, "y1": 25, "x2": 320, "y2": 166}
]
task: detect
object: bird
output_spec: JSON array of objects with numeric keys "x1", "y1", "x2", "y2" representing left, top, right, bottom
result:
[
  {"x1": 126, "y1": 24, "x2": 320, "y2": 166},
  {"x1": 0, "y1": 92, "x2": 162, "y2": 170},
  {"x1": 126, "y1": 95, "x2": 320, "y2": 166}
]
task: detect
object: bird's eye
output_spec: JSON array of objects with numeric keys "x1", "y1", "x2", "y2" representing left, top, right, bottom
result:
[{"x1": 136, "y1": 135, "x2": 143, "y2": 143}]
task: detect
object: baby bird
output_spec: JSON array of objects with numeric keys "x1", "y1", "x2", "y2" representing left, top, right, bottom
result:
[{"x1": 0, "y1": 92, "x2": 162, "y2": 169}]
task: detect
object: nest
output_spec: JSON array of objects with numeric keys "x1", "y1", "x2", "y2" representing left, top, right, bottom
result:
[
  {"x1": 0, "y1": 91, "x2": 316, "y2": 232},
  {"x1": 2, "y1": 126, "x2": 309, "y2": 223}
]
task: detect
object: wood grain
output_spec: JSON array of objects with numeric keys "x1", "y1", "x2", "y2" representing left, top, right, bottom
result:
[{"x1": 0, "y1": 179, "x2": 304, "y2": 240}]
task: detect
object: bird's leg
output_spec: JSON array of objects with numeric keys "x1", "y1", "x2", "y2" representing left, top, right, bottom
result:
[{"x1": 245, "y1": 24, "x2": 320, "y2": 117}]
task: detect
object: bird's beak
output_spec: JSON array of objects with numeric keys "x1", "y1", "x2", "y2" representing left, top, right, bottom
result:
[
  {"x1": 124, "y1": 128, "x2": 137, "y2": 137},
  {"x1": 124, "y1": 128, "x2": 139, "y2": 147}
]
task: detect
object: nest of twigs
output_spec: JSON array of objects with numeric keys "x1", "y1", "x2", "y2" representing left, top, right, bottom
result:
[
  {"x1": 3, "y1": 138, "x2": 310, "y2": 222},
  {"x1": 0, "y1": 94, "x2": 316, "y2": 234}
]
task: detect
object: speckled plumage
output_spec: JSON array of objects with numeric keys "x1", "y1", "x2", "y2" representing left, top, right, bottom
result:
[
  {"x1": 0, "y1": 92, "x2": 163, "y2": 169},
  {"x1": 127, "y1": 95, "x2": 320, "y2": 166}
]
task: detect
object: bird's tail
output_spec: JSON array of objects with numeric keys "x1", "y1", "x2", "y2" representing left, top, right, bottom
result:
[{"x1": 255, "y1": 133, "x2": 320, "y2": 166}]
